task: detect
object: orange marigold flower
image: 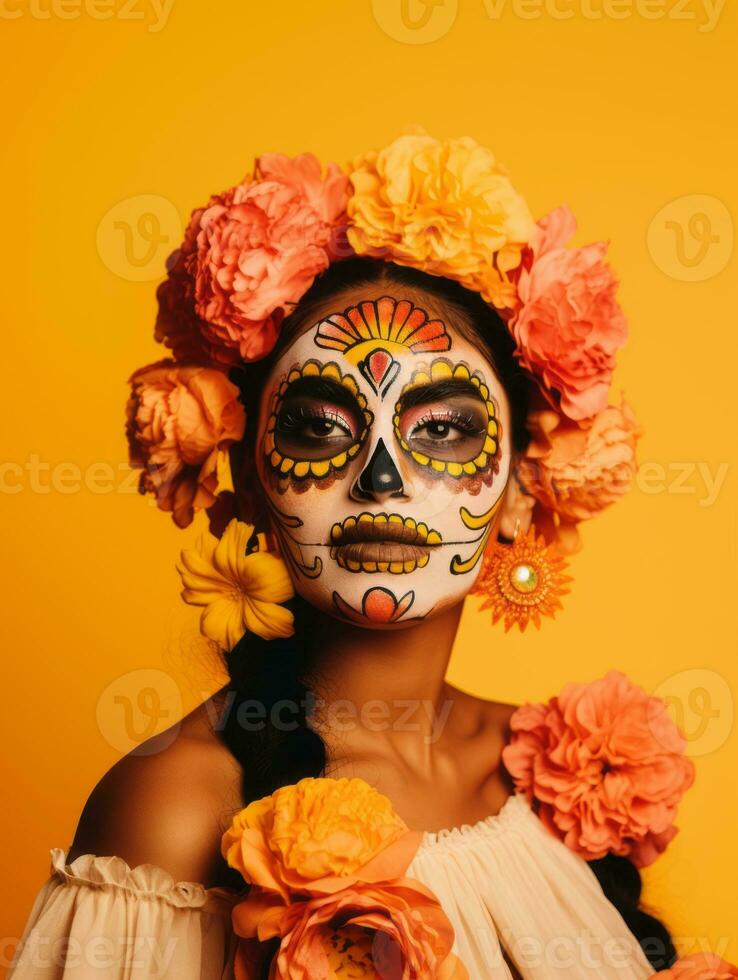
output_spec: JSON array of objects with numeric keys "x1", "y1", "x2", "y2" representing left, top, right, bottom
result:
[
  {"x1": 126, "y1": 360, "x2": 245, "y2": 528},
  {"x1": 347, "y1": 133, "x2": 534, "y2": 310}
]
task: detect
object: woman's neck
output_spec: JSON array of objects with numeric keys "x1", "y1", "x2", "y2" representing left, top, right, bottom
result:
[{"x1": 303, "y1": 600, "x2": 465, "y2": 761}]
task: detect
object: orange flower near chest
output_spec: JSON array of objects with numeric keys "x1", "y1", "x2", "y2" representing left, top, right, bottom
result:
[
  {"x1": 222, "y1": 777, "x2": 409, "y2": 895},
  {"x1": 222, "y1": 777, "x2": 469, "y2": 980}
]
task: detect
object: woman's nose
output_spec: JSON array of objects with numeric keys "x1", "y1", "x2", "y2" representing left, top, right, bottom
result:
[{"x1": 350, "y1": 438, "x2": 407, "y2": 503}]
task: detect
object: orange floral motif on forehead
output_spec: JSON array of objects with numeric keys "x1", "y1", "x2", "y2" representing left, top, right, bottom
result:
[
  {"x1": 314, "y1": 296, "x2": 451, "y2": 357},
  {"x1": 315, "y1": 297, "x2": 453, "y2": 400}
]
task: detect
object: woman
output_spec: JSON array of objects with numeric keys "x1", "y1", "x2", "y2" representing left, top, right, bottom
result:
[{"x1": 10, "y1": 136, "x2": 731, "y2": 979}]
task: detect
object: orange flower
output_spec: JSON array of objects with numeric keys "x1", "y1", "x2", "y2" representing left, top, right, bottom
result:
[
  {"x1": 126, "y1": 360, "x2": 245, "y2": 528},
  {"x1": 651, "y1": 954, "x2": 738, "y2": 979},
  {"x1": 472, "y1": 525, "x2": 571, "y2": 632},
  {"x1": 517, "y1": 396, "x2": 641, "y2": 523},
  {"x1": 232, "y1": 880, "x2": 467, "y2": 980},
  {"x1": 222, "y1": 777, "x2": 408, "y2": 897},
  {"x1": 348, "y1": 133, "x2": 534, "y2": 309},
  {"x1": 502, "y1": 671, "x2": 695, "y2": 866},
  {"x1": 222, "y1": 777, "x2": 467, "y2": 979},
  {"x1": 508, "y1": 205, "x2": 629, "y2": 421}
]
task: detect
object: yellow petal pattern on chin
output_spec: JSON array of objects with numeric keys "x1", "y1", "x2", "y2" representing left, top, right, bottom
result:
[{"x1": 176, "y1": 518, "x2": 294, "y2": 648}]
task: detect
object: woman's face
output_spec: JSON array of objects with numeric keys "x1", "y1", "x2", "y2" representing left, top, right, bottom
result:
[{"x1": 253, "y1": 290, "x2": 514, "y2": 628}]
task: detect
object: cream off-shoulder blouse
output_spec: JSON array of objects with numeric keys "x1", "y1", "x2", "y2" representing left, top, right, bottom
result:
[{"x1": 10, "y1": 794, "x2": 655, "y2": 979}]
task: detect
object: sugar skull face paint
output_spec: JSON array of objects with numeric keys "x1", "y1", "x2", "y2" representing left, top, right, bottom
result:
[{"x1": 254, "y1": 295, "x2": 513, "y2": 627}]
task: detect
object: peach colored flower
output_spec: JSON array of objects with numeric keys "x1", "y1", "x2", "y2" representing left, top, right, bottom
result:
[
  {"x1": 194, "y1": 155, "x2": 349, "y2": 346},
  {"x1": 156, "y1": 154, "x2": 350, "y2": 367},
  {"x1": 232, "y1": 880, "x2": 468, "y2": 980},
  {"x1": 347, "y1": 134, "x2": 535, "y2": 310},
  {"x1": 126, "y1": 360, "x2": 245, "y2": 528},
  {"x1": 508, "y1": 205, "x2": 628, "y2": 421},
  {"x1": 651, "y1": 954, "x2": 738, "y2": 979},
  {"x1": 223, "y1": 777, "x2": 466, "y2": 980},
  {"x1": 502, "y1": 671, "x2": 695, "y2": 866},
  {"x1": 222, "y1": 777, "x2": 409, "y2": 898},
  {"x1": 517, "y1": 396, "x2": 641, "y2": 523}
]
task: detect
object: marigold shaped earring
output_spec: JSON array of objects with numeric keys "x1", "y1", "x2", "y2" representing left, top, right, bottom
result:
[{"x1": 472, "y1": 520, "x2": 572, "y2": 632}]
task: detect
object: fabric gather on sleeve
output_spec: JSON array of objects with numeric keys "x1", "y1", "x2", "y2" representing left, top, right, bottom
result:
[{"x1": 8, "y1": 849, "x2": 242, "y2": 979}]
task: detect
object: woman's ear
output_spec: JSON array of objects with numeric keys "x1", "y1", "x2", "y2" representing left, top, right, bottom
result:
[{"x1": 496, "y1": 460, "x2": 536, "y2": 540}]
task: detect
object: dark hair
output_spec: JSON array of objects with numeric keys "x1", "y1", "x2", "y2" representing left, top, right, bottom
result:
[{"x1": 218, "y1": 258, "x2": 676, "y2": 971}]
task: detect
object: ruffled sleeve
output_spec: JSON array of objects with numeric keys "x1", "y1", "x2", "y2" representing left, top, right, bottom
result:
[{"x1": 9, "y1": 848, "x2": 242, "y2": 979}]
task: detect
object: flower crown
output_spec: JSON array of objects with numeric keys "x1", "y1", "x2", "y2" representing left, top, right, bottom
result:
[{"x1": 126, "y1": 133, "x2": 640, "y2": 553}]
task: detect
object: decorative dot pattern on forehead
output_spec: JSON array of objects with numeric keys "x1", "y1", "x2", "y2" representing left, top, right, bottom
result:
[
  {"x1": 394, "y1": 359, "x2": 500, "y2": 477},
  {"x1": 313, "y1": 296, "x2": 452, "y2": 367},
  {"x1": 264, "y1": 359, "x2": 373, "y2": 480}
]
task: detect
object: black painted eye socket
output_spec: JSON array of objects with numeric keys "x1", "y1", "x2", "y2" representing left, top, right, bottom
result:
[
  {"x1": 398, "y1": 395, "x2": 488, "y2": 462},
  {"x1": 274, "y1": 377, "x2": 366, "y2": 462}
]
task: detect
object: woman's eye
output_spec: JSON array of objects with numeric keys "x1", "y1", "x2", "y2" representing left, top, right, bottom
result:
[
  {"x1": 414, "y1": 419, "x2": 466, "y2": 442},
  {"x1": 300, "y1": 417, "x2": 351, "y2": 439},
  {"x1": 398, "y1": 401, "x2": 488, "y2": 461},
  {"x1": 274, "y1": 400, "x2": 360, "y2": 460}
]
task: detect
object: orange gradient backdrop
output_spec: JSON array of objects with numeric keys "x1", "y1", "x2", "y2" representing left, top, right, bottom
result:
[{"x1": 1, "y1": 0, "x2": 736, "y2": 968}]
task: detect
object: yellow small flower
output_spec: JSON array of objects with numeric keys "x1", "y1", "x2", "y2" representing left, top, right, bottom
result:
[
  {"x1": 347, "y1": 133, "x2": 535, "y2": 309},
  {"x1": 222, "y1": 777, "x2": 408, "y2": 889},
  {"x1": 177, "y1": 518, "x2": 294, "y2": 648}
]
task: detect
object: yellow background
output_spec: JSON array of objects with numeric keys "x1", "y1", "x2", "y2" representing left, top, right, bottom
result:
[{"x1": 1, "y1": 0, "x2": 736, "y2": 967}]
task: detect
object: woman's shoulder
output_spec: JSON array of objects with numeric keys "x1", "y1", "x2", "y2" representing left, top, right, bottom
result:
[
  {"x1": 67, "y1": 690, "x2": 243, "y2": 887},
  {"x1": 444, "y1": 683, "x2": 518, "y2": 742}
]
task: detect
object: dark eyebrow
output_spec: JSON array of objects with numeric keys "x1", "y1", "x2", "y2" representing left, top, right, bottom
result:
[
  {"x1": 398, "y1": 378, "x2": 487, "y2": 411},
  {"x1": 279, "y1": 374, "x2": 361, "y2": 413}
]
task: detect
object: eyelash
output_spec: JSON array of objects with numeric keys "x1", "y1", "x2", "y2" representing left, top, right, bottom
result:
[
  {"x1": 277, "y1": 404, "x2": 354, "y2": 436},
  {"x1": 408, "y1": 409, "x2": 482, "y2": 436}
]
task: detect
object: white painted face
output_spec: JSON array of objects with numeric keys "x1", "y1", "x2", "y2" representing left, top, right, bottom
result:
[{"x1": 254, "y1": 293, "x2": 513, "y2": 628}]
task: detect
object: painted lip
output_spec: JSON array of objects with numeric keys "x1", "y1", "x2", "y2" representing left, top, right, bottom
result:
[{"x1": 329, "y1": 513, "x2": 442, "y2": 574}]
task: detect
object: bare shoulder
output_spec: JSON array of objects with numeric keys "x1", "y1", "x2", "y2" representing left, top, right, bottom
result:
[
  {"x1": 445, "y1": 683, "x2": 518, "y2": 742},
  {"x1": 68, "y1": 691, "x2": 244, "y2": 887}
]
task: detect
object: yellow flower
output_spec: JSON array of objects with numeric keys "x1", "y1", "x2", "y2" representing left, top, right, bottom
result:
[
  {"x1": 347, "y1": 133, "x2": 535, "y2": 309},
  {"x1": 222, "y1": 777, "x2": 408, "y2": 889},
  {"x1": 176, "y1": 518, "x2": 294, "y2": 647}
]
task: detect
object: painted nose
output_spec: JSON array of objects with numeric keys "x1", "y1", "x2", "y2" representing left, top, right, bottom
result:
[{"x1": 351, "y1": 438, "x2": 406, "y2": 502}]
